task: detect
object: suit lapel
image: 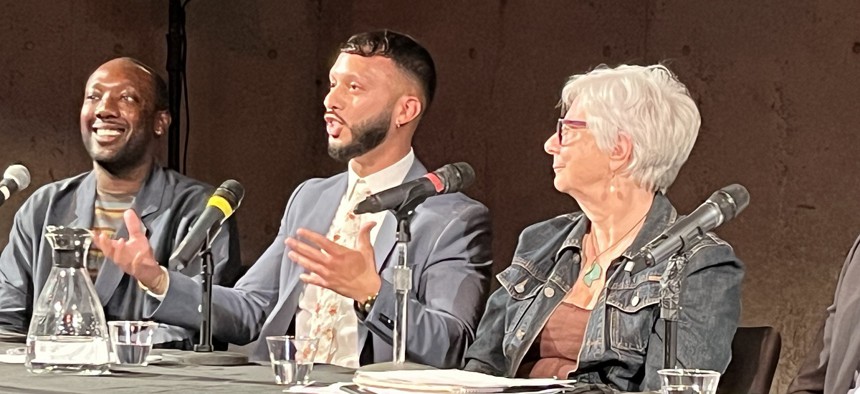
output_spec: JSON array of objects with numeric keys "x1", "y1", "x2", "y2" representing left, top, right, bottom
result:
[
  {"x1": 278, "y1": 174, "x2": 346, "y2": 295},
  {"x1": 67, "y1": 171, "x2": 97, "y2": 229},
  {"x1": 264, "y1": 175, "x2": 345, "y2": 326},
  {"x1": 369, "y1": 159, "x2": 427, "y2": 273},
  {"x1": 64, "y1": 172, "x2": 115, "y2": 304},
  {"x1": 255, "y1": 176, "x2": 348, "y2": 359},
  {"x1": 300, "y1": 176, "x2": 345, "y2": 247},
  {"x1": 270, "y1": 177, "x2": 347, "y2": 318},
  {"x1": 372, "y1": 213, "x2": 396, "y2": 272},
  {"x1": 95, "y1": 166, "x2": 163, "y2": 306},
  {"x1": 359, "y1": 158, "x2": 428, "y2": 358}
]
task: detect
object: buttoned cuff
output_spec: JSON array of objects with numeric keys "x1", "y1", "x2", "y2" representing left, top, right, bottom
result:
[{"x1": 359, "y1": 279, "x2": 396, "y2": 336}]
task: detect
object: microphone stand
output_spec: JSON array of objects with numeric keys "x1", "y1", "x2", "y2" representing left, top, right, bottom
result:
[
  {"x1": 391, "y1": 210, "x2": 413, "y2": 367},
  {"x1": 357, "y1": 194, "x2": 437, "y2": 372},
  {"x1": 159, "y1": 230, "x2": 248, "y2": 366},
  {"x1": 194, "y1": 232, "x2": 214, "y2": 352},
  {"x1": 659, "y1": 253, "x2": 691, "y2": 369}
]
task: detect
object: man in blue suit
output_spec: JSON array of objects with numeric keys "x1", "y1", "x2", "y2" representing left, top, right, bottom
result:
[{"x1": 95, "y1": 31, "x2": 493, "y2": 368}]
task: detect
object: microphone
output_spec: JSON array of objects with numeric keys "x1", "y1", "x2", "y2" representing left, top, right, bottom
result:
[
  {"x1": 0, "y1": 164, "x2": 31, "y2": 207},
  {"x1": 624, "y1": 184, "x2": 750, "y2": 275},
  {"x1": 354, "y1": 162, "x2": 475, "y2": 215},
  {"x1": 170, "y1": 180, "x2": 245, "y2": 265}
]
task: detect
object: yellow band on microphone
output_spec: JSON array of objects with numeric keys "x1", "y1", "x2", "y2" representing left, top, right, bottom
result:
[{"x1": 208, "y1": 195, "x2": 234, "y2": 217}]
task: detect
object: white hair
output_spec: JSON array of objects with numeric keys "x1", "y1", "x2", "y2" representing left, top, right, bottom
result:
[{"x1": 559, "y1": 64, "x2": 700, "y2": 193}]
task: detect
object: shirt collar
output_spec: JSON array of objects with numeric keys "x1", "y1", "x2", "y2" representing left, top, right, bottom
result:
[
  {"x1": 554, "y1": 213, "x2": 589, "y2": 261},
  {"x1": 346, "y1": 148, "x2": 416, "y2": 197}
]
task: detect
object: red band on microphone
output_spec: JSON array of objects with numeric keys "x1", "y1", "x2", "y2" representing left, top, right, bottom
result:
[{"x1": 425, "y1": 173, "x2": 445, "y2": 192}]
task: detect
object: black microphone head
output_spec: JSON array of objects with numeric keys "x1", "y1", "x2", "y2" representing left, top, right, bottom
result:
[
  {"x1": 710, "y1": 184, "x2": 750, "y2": 223},
  {"x1": 437, "y1": 162, "x2": 475, "y2": 193},
  {"x1": 214, "y1": 179, "x2": 245, "y2": 209},
  {"x1": 4, "y1": 164, "x2": 31, "y2": 190}
]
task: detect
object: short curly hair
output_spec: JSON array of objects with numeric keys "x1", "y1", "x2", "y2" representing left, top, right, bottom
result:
[{"x1": 340, "y1": 30, "x2": 436, "y2": 108}]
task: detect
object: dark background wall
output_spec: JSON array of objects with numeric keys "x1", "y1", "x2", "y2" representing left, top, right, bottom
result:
[{"x1": 2, "y1": 1, "x2": 859, "y2": 392}]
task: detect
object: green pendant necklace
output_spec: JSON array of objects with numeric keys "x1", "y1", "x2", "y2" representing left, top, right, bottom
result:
[
  {"x1": 582, "y1": 213, "x2": 648, "y2": 288},
  {"x1": 583, "y1": 259, "x2": 602, "y2": 287}
]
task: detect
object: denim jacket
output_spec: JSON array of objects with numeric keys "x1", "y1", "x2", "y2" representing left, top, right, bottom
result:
[{"x1": 464, "y1": 194, "x2": 744, "y2": 392}]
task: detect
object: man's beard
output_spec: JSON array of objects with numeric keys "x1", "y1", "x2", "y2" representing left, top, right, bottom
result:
[
  {"x1": 85, "y1": 128, "x2": 153, "y2": 177},
  {"x1": 94, "y1": 142, "x2": 150, "y2": 176},
  {"x1": 328, "y1": 112, "x2": 390, "y2": 163}
]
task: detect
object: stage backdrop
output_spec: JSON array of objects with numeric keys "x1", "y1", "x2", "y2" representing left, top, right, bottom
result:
[{"x1": 2, "y1": 2, "x2": 860, "y2": 392}]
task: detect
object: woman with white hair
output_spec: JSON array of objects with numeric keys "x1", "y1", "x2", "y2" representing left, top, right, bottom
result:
[{"x1": 463, "y1": 64, "x2": 744, "y2": 392}]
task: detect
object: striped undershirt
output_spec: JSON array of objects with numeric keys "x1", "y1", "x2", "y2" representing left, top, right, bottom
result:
[{"x1": 88, "y1": 190, "x2": 134, "y2": 282}]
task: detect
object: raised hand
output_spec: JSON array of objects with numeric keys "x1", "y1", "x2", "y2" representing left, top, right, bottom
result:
[
  {"x1": 286, "y1": 221, "x2": 381, "y2": 302},
  {"x1": 92, "y1": 209, "x2": 165, "y2": 291}
]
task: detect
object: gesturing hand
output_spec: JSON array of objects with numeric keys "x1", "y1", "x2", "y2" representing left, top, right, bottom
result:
[
  {"x1": 91, "y1": 209, "x2": 164, "y2": 290},
  {"x1": 286, "y1": 221, "x2": 381, "y2": 302}
]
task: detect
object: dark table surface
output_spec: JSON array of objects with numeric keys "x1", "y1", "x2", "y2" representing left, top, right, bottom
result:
[
  {"x1": 0, "y1": 340, "x2": 657, "y2": 394},
  {"x1": 0, "y1": 341, "x2": 355, "y2": 393}
]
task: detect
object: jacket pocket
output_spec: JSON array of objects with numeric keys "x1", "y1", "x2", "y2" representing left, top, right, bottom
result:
[
  {"x1": 497, "y1": 260, "x2": 545, "y2": 334},
  {"x1": 605, "y1": 280, "x2": 660, "y2": 352}
]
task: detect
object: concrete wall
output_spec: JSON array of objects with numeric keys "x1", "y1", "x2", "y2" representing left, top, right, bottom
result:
[{"x1": 3, "y1": 1, "x2": 860, "y2": 392}]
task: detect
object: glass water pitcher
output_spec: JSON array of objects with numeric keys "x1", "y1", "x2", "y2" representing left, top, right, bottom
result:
[{"x1": 25, "y1": 226, "x2": 110, "y2": 375}]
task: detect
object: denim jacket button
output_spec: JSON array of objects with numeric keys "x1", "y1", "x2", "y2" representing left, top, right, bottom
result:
[
  {"x1": 515, "y1": 280, "x2": 526, "y2": 293},
  {"x1": 631, "y1": 295, "x2": 640, "y2": 307},
  {"x1": 544, "y1": 287, "x2": 555, "y2": 298},
  {"x1": 516, "y1": 329, "x2": 525, "y2": 340}
]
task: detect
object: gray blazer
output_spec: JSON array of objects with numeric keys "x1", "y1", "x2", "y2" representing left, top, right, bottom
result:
[
  {"x1": 148, "y1": 159, "x2": 493, "y2": 367},
  {"x1": 789, "y1": 234, "x2": 860, "y2": 393},
  {"x1": 0, "y1": 166, "x2": 243, "y2": 344}
]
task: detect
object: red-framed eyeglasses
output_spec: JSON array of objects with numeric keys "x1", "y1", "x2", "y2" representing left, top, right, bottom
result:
[{"x1": 556, "y1": 118, "x2": 588, "y2": 145}]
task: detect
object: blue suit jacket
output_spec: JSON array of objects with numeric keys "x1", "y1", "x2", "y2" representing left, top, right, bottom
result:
[{"x1": 150, "y1": 159, "x2": 493, "y2": 367}]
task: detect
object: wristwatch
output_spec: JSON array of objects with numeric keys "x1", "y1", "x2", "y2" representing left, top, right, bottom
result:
[{"x1": 354, "y1": 293, "x2": 378, "y2": 319}]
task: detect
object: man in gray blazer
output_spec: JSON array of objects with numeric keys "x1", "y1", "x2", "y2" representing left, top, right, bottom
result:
[
  {"x1": 789, "y1": 235, "x2": 860, "y2": 393},
  {"x1": 95, "y1": 31, "x2": 493, "y2": 368},
  {"x1": 0, "y1": 58, "x2": 243, "y2": 345}
]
